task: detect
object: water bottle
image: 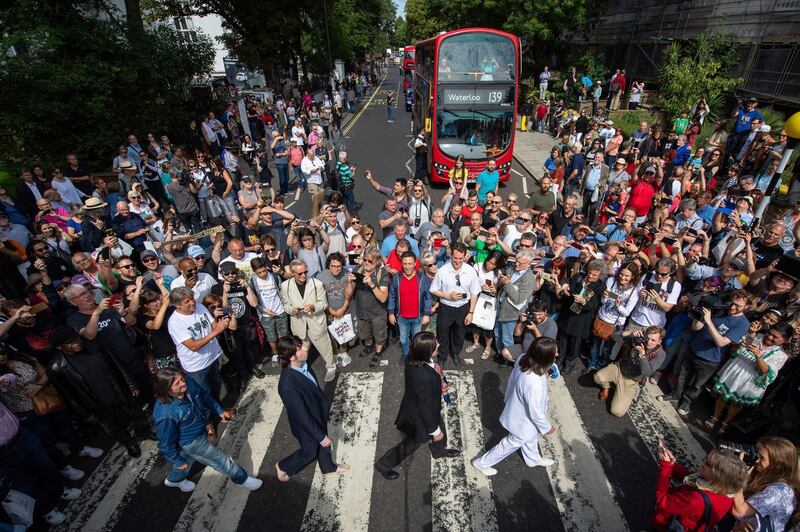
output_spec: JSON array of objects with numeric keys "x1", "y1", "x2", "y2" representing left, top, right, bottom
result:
[{"x1": 549, "y1": 363, "x2": 560, "y2": 379}]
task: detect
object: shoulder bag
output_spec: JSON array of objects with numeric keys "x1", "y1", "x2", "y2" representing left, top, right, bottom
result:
[{"x1": 32, "y1": 384, "x2": 66, "y2": 416}]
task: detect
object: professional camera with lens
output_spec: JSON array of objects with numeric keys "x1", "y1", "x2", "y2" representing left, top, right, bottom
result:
[
  {"x1": 689, "y1": 290, "x2": 731, "y2": 321},
  {"x1": 718, "y1": 440, "x2": 759, "y2": 466},
  {"x1": 628, "y1": 335, "x2": 646, "y2": 346}
]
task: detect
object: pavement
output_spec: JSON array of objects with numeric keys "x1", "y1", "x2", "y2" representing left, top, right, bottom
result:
[
  {"x1": 512, "y1": 129, "x2": 558, "y2": 182},
  {"x1": 39, "y1": 71, "x2": 720, "y2": 532}
]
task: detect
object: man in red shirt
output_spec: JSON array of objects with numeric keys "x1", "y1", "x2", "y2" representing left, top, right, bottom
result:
[
  {"x1": 535, "y1": 101, "x2": 549, "y2": 133},
  {"x1": 460, "y1": 190, "x2": 484, "y2": 219},
  {"x1": 628, "y1": 166, "x2": 658, "y2": 224},
  {"x1": 387, "y1": 253, "x2": 432, "y2": 365}
]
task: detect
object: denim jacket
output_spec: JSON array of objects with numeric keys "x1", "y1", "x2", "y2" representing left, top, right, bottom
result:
[
  {"x1": 153, "y1": 377, "x2": 224, "y2": 466},
  {"x1": 387, "y1": 270, "x2": 432, "y2": 318}
]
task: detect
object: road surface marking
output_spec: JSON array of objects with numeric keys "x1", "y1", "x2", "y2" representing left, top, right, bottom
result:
[
  {"x1": 520, "y1": 167, "x2": 529, "y2": 195},
  {"x1": 511, "y1": 168, "x2": 524, "y2": 176},
  {"x1": 540, "y1": 377, "x2": 630, "y2": 531},
  {"x1": 294, "y1": 188, "x2": 301, "y2": 202},
  {"x1": 628, "y1": 383, "x2": 707, "y2": 467},
  {"x1": 432, "y1": 371, "x2": 498, "y2": 532},
  {"x1": 300, "y1": 372, "x2": 384, "y2": 531},
  {"x1": 284, "y1": 201, "x2": 296, "y2": 210},
  {"x1": 56, "y1": 441, "x2": 159, "y2": 532},
  {"x1": 174, "y1": 375, "x2": 282, "y2": 532},
  {"x1": 342, "y1": 72, "x2": 388, "y2": 136}
]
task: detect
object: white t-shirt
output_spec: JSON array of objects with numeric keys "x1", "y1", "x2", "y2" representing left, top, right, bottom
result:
[
  {"x1": 291, "y1": 125, "x2": 305, "y2": 146},
  {"x1": 597, "y1": 278, "x2": 639, "y2": 326},
  {"x1": 170, "y1": 273, "x2": 217, "y2": 301},
  {"x1": 218, "y1": 253, "x2": 259, "y2": 280},
  {"x1": 168, "y1": 303, "x2": 222, "y2": 372},
  {"x1": 629, "y1": 274, "x2": 681, "y2": 327},
  {"x1": 430, "y1": 261, "x2": 481, "y2": 308},
  {"x1": 301, "y1": 156, "x2": 324, "y2": 185},
  {"x1": 253, "y1": 274, "x2": 284, "y2": 315}
]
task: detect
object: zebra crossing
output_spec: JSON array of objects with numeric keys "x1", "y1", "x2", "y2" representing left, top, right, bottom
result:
[{"x1": 51, "y1": 364, "x2": 709, "y2": 532}]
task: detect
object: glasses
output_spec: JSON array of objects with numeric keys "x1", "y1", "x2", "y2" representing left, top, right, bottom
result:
[
  {"x1": 655, "y1": 271, "x2": 670, "y2": 278},
  {"x1": 363, "y1": 258, "x2": 375, "y2": 264},
  {"x1": 352, "y1": 245, "x2": 363, "y2": 249},
  {"x1": 264, "y1": 247, "x2": 276, "y2": 253},
  {"x1": 142, "y1": 257, "x2": 158, "y2": 263},
  {"x1": 455, "y1": 274, "x2": 461, "y2": 287},
  {"x1": 364, "y1": 233, "x2": 373, "y2": 237},
  {"x1": 207, "y1": 304, "x2": 220, "y2": 310},
  {"x1": 222, "y1": 270, "x2": 238, "y2": 276},
  {"x1": 295, "y1": 270, "x2": 308, "y2": 276},
  {"x1": 424, "y1": 263, "x2": 436, "y2": 268},
  {"x1": 184, "y1": 268, "x2": 198, "y2": 274},
  {"x1": 519, "y1": 218, "x2": 531, "y2": 223},
  {"x1": 53, "y1": 170, "x2": 62, "y2": 175},
  {"x1": 119, "y1": 264, "x2": 135, "y2": 269},
  {"x1": 490, "y1": 200, "x2": 502, "y2": 204},
  {"x1": 518, "y1": 243, "x2": 532, "y2": 249},
  {"x1": 188, "y1": 165, "x2": 197, "y2": 169},
  {"x1": 414, "y1": 188, "x2": 423, "y2": 192}
]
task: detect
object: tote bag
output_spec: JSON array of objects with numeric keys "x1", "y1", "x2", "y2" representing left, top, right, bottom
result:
[{"x1": 472, "y1": 292, "x2": 497, "y2": 331}]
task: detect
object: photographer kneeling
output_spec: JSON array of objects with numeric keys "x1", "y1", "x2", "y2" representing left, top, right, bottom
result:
[{"x1": 594, "y1": 326, "x2": 665, "y2": 417}]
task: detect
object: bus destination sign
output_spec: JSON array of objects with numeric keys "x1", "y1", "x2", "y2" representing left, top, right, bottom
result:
[{"x1": 440, "y1": 87, "x2": 513, "y2": 107}]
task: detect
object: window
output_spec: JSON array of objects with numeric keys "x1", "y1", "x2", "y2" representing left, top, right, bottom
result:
[
  {"x1": 438, "y1": 33, "x2": 515, "y2": 83},
  {"x1": 436, "y1": 109, "x2": 514, "y2": 160}
]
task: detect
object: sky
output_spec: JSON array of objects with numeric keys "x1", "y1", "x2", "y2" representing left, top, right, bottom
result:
[{"x1": 393, "y1": 0, "x2": 405, "y2": 17}]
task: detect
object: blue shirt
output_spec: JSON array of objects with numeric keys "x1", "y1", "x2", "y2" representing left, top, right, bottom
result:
[
  {"x1": 291, "y1": 362, "x2": 317, "y2": 386},
  {"x1": 565, "y1": 154, "x2": 585, "y2": 183},
  {"x1": 755, "y1": 172, "x2": 774, "y2": 191},
  {"x1": 734, "y1": 107, "x2": 765, "y2": 135},
  {"x1": 690, "y1": 314, "x2": 749, "y2": 364},
  {"x1": 585, "y1": 165, "x2": 602, "y2": 191},
  {"x1": 672, "y1": 144, "x2": 691, "y2": 166},
  {"x1": 697, "y1": 205, "x2": 715, "y2": 226},
  {"x1": 380, "y1": 234, "x2": 420, "y2": 258},
  {"x1": 476, "y1": 170, "x2": 500, "y2": 202}
]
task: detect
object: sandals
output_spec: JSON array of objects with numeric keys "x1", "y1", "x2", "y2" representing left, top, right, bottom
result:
[
  {"x1": 703, "y1": 416, "x2": 719, "y2": 430},
  {"x1": 466, "y1": 344, "x2": 480, "y2": 354},
  {"x1": 480, "y1": 349, "x2": 492, "y2": 360}
]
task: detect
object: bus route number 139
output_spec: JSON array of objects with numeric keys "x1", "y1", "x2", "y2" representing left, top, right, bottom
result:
[{"x1": 488, "y1": 91, "x2": 503, "y2": 103}]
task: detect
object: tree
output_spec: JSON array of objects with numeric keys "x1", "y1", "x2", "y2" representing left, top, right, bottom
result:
[
  {"x1": 658, "y1": 34, "x2": 742, "y2": 122},
  {"x1": 393, "y1": 17, "x2": 408, "y2": 47},
  {"x1": 404, "y1": 0, "x2": 444, "y2": 42},
  {"x1": 0, "y1": 0, "x2": 214, "y2": 172}
]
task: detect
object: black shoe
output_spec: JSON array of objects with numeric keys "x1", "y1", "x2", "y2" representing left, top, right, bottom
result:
[
  {"x1": 369, "y1": 353, "x2": 382, "y2": 368},
  {"x1": 251, "y1": 367, "x2": 266, "y2": 379},
  {"x1": 451, "y1": 356, "x2": 461, "y2": 368},
  {"x1": 125, "y1": 443, "x2": 141, "y2": 458},
  {"x1": 431, "y1": 448, "x2": 460, "y2": 459},
  {"x1": 398, "y1": 357, "x2": 406, "y2": 367},
  {"x1": 381, "y1": 469, "x2": 399, "y2": 480},
  {"x1": 361, "y1": 344, "x2": 375, "y2": 357}
]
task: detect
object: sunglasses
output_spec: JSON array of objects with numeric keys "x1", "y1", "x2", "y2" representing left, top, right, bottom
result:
[
  {"x1": 264, "y1": 247, "x2": 276, "y2": 253},
  {"x1": 142, "y1": 257, "x2": 158, "y2": 263},
  {"x1": 119, "y1": 264, "x2": 135, "y2": 269},
  {"x1": 295, "y1": 270, "x2": 308, "y2": 275}
]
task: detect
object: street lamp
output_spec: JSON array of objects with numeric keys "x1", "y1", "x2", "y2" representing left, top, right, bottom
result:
[{"x1": 752, "y1": 111, "x2": 800, "y2": 228}]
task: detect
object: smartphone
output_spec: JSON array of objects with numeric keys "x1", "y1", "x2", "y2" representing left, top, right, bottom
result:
[
  {"x1": 717, "y1": 201, "x2": 736, "y2": 216},
  {"x1": 659, "y1": 196, "x2": 673, "y2": 206},
  {"x1": 457, "y1": 292, "x2": 468, "y2": 299},
  {"x1": 104, "y1": 228, "x2": 116, "y2": 237},
  {"x1": 433, "y1": 238, "x2": 445, "y2": 248},
  {"x1": 484, "y1": 279, "x2": 492, "y2": 287},
  {"x1": 662, "y1": 236, "x2": 677, "y2": 246},
  {"x1": 686, "y1": 228, "x2": 698, "y2": 236},
  {"x1": 569, "y1": 241, "x2": 583, "y2": 250},
  {"x1": 107, "y1": 294, "x2": 122, "y2": 307},
  {"x1": 220, "y1": 306, "x2": 231, "y2": 318}
]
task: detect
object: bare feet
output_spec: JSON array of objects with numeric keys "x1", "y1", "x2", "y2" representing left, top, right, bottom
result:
[
  {"x1": 324, "y1": 464, "x2": 351, "y2": 474},
  {"x1": 275, "y1": 463, "x2": 289, "y2": 482}
]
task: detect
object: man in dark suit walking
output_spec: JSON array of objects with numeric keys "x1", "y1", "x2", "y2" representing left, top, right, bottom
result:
[
  {"x1": 375, "y1": 331, "x2": 459, "y2": 480},
  {"x1": 275, "y1": 335, "x2": 350, "y2": 481}
]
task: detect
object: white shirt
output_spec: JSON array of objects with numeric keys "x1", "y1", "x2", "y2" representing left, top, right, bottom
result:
[
  {"x1": 50, "y1": 178, "x2": 85, "y2": 206},
  {"x1": 430, "y1": 261, "x2": 481, "y2": 308},
  {"x1": 629, "y1": 274, "x2": 681, "y2": 327},
  {"x1": 168, "y1": 303, "x2": 222, "y2": 372},
  {"x1": 201, "y1": 121, "x2": 218, "y2": 143},
  {"x1": 254, "y1": 274, "x2": 284, "y2": 315},
  {"x1": 170, "y1": 273, "x2": 217, "y2": 301},
  {"x1": 291, "y1": 125, "x2": 306, "y2": 146},
  {"x1": 597, "y1": 278, "x2": 639, "y2": 326},
  {"x1": 218, "y1": 253, "x2": 259, "y2": 281},
  {"x1": 301, "y1": 156, "x2": 324, "y2": 185},
  {"x1": 24, "y1": 181, "x2": 42, "y2": 201},
  {"x1": 407, "y1": 197, "x2": 430, "y2": 235}
]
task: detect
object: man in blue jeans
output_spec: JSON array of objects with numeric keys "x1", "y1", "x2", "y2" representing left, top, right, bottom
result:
[
  {"x1": 153, "y1": 368, "x2": 262, "y2": 492},
  {"x1": 387, "y1": 252, "x2": 432, "y2": 366}
]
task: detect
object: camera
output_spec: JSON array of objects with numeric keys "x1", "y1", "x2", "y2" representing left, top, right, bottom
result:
[
  {"x1": 220, "y1": 306, "x2": 231, "y2": 318},
  {"x1": 718, "y1": 440, "x2": 759, "y2": 466},
  {"x1": 689, "y1": 290, "x2": 731, "y2": 321}
]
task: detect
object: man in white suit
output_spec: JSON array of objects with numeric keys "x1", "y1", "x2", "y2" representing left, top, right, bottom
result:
[
  {"x1": 472, "y1": 337, "x2": 558, "y2": 475},
  {"x1": 280, "y1": 259, "x2": 337, "y2": 382}
]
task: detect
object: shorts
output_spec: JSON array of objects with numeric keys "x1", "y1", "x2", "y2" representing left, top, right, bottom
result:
[
  {"x1": 357, "y1": 313, "x2": 388, "y2": 345},
  {"x1": 308, "y1": 182, "x2": 324, "y2": 193},
  {"x1": 259, "y1": 312, "x2": 289, "y2": 342}
]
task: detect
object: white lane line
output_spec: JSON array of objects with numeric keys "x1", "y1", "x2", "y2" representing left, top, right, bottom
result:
[
  {"x1": 174, "y1": 375, "x2": 282, "y2": 532},
  {"x1": 511, "y1": 168, "x2": 524, "y2": 176},
  {"x1": 628, "y1": 383, "x2": 707, "y2": 467},
  {"x1": 300, "y1": 372, "x2": 384, "y2": 531},
  {"x1": 284, "y1": 201, "x2": 296, "y2": 210},
  {"x1": 294, "y1": 188, "x2": 301, "y2": 202},
  {"x1": 540, "y1": 377, "x2": 630, "y2": 532},
  {"x1": 56, "y1": 441, "x2": 159, "y2": 532},
  {"x1": 432, "y1": 371, "x2": 498, "y2": 532},
  {"x1": 520, "y1": 168, "x2": 529, "y2": 195}
]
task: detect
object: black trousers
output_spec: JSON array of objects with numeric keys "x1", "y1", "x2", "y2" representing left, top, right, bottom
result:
[
  {"x1": 375, "y1": 429, "x2": 448, "y2": 473},
  {"x1": 558, "y1": 331, "x2": 587, "y2": 373},
  {"x1": 97, "y1": 403, "x2": 152, "y2": 446},
  {"x1": 279, "y1": 438, "x2": 336, "y2": 476},
  {"x1": 436, "y1": 304, "x2": 469, "y2": 364}
]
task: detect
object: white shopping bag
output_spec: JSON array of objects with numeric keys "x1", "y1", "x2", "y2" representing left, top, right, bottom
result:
[
  {"x1": 471, "y1": 292, "x2": 497, "y2": 331},
  {"x1": 2, "y1": 489, "x2": 35, "y2": 526},
  {"x1": 328, "y1": 314, "x2": 357, "y2": 344}
]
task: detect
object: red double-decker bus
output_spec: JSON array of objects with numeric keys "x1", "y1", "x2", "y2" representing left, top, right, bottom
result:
[
  {"x1": 412, "y1": 28, "x2": 520, "y2": 184},
  {"x1": 402, "y1": 45, "x2": 415, "y2": 92}
]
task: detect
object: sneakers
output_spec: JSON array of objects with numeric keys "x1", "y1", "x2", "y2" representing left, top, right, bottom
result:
[
  {"x1": 61, "y1": 487, "x2": 82, "y2": 501},
  {"x1": 657, "y1": 393, "x2": 678, "y2": 403},
  {"x1": 528, "y1": 458, "x2": 555, "y2": 468},
  {"x1": 338, "y1": 353, "x2": 352, "y2": 367},
  {"x1": 242, "y1": 476, "x2": 263, "y2": 491},
  {"x1": 677, "y1": 405, "x2": 690, "y2": 416},
  {"x1": 79, "y1": 446, "x2": 104, "y2": 458},
  {"x1": 369, "y1": 352, "x2": 382, "y2": 368},
  {"x1": 164, "y1": 478, "x2": 196, "y2": 492},
  {"x1": 61, "y1": 465, "x2": 85, "y2": 481},
  {"x1": 43, "y1": 509, "x2": 66, "y2": 525},
  {"x1": 324, "y1": 368, "x2": 337, "y2": 382},
  {"x1": 471, "y1": 459, "x2": 497, "y2": 477}
]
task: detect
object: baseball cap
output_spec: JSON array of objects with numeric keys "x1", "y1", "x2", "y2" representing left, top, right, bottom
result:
[
  {"x1": 729, "y1": 256, "x2": 747, "y2": 270},
  {"x1": 187, "y1": 245, "x2": 205, "y2": 258},
  {"x1": 48, "y1": 325, "x2": 80, "y2": 348},
  {"x1": 645, "y1": 166, "x2": 657, "y2": 174},
  {"x1": 70, "y1": 274, "x2": 90, "y2": 286},
  {"x1": 140, "y1": 250, "x2": 158, "y2": 261}
]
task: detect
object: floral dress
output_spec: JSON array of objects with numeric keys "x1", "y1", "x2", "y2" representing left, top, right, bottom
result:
[
  {"x1": 712, "y1": 339, "x2": 788, "y2": 406},
  {"x1": 740, "y1": 482, "x2": 796, "y2": 532}
]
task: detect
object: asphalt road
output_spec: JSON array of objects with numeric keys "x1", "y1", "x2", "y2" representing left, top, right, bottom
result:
[{"x1": 44, "y1": 71, "x2": 716, "y2": 532}]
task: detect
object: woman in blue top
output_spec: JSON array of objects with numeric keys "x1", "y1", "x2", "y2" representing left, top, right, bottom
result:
[{"x1": 153, "y1": 367, "x2": 262, "y2": 493}]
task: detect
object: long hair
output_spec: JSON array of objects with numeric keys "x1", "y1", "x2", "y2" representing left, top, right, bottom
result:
[
  {"x1": 277, "y1": 335, "x2": 303, "y2": 368},
  {"x1": 702, "y1": 450, "x2": 749, "y2": 495},
  {"x1": 744, "y1": 437, "x2": 800, "y2": 499},
  {"x1": 152, "y1": 367, "x2": 182, "y2": 403},
  {"x1": 519, "y1": 337, "x2": 558, "y2": 375},
  {"x1": 408, "y1": 331, "x2": 438, "y2": 365}
]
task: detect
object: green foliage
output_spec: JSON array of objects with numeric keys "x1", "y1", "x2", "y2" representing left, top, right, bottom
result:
[
  {"x1": 758, "y1": 106, "x2": 785, "y2": 133},
  {"x1": 404, "y1": 0, "x2": 444, "y2": 42},
  {"x1": 393, "y1": 17, "x2": 408, "y2": 47},
  {"x1": 658, "y1": 33, "x2": 743, "y2": 122},
  {"x1": 0, "y1": 0, "x2": 214, "y2": 172},
  {"x1": 567, "y1": 50, "x2": 609, "y2": 87}
]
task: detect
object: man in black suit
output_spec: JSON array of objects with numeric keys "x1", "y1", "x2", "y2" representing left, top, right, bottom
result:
[
  {"x1": 275, "y1": 335, "x2": 350, "y2": 481},
  {"x1": 15, "y1": 169, "x2": 44, "y2": 221},
  {"x1": 375, "y1": 331, "x2": 459, "y2": 480}
]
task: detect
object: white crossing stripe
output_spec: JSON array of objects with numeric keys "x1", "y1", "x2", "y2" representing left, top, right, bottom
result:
[
  {"x1": 628, "y1": 383, "x2": 707, "y2": 467},
  {"x1": 300, "y1": 372, "x2": 384, "y2": 531},
  {"x1": 432, "y1": 371, "x2": 498, "y2": 532},
  {"x1": 56, "y1": 440, "x2": 159, "y2": 532},
  {"x1": 540, "y1": 377, "x2": 630, "y2": 531},
  {"x1": 173, "y1": 375, "x2": 282, "y2": 532}
]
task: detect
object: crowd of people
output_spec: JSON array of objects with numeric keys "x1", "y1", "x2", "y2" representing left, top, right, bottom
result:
[{"x1": 1, "y1": 67, "x2": 799, "y2": 530}]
